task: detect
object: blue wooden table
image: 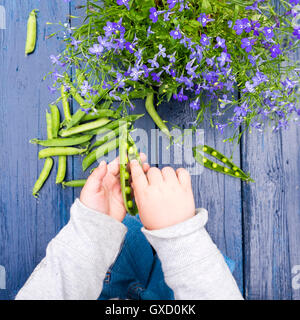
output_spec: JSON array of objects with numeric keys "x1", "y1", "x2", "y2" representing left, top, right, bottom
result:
[{"x1": 0, "y1": 0, "x2": 300, "y2": 300}]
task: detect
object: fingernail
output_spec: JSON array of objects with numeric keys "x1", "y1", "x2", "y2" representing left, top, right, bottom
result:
[{"x1": 99, "y1": 160, "x2": 106, "y2": 167}]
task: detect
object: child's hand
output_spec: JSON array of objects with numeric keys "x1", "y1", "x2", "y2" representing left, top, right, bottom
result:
[
  {"x1": 80, "y1": 155, "x2": 147, "y2": 222},
  {"x1": 130, "y1": 161, "x2": 195, "y2": 230}
]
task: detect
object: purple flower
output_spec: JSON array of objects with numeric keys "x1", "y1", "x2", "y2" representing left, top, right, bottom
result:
[
  {"x1": 219, "y1": 95, "x2": 231, "y2": 108},
  {"x1": 217, "y1": 52, "x2": 231, "y2": 67},
  {"x1": 80, "y1": 81, "x2": 92, "y2": 96},
  {"x1": 125, "y1": 42, "x2": 135, "y2": 53},
  {"x1": 200, "y1": 34, "x2": 210, "y2": 46},
  {"x1": 246, "y1": 1, "x2": 258, "y2": 10},
  {"x1": 148, "y1": 57, "x2": 159, "y2": 68},
  {"x1": 89, "y1": 44, "x2": 104, "y2": 57},
  {"x1": 216, "y1": 123, "x2": 228, "y2": 134},
  {"x1": 197, "y1": 13, "x2": 214, "y2": 27},
  {"x1": 173, "y1": 88, "x2": 188, "y2": 102},
  {"x1": 130, "y1": 67, "x2": 143, "y2": 81},
  {"x1": 190, "y1": 98, "x2": 200, "y2": 110},
  {"x1": 147, "y1": 26, "x2": 154, "y2": 37},
  {"x1": 215, "y1": 36, "x2": 226, "y2": 49},
  {"x1": 270, "y1": 44, "x2": 282, "y2": 58},
  {"x1": 206, "y1": 57, "x2": 214, "y2": 66},
  {"x1": 170, "y1": 26, "x2": 182, "y2": 40},
  {"x1": 158, "y1": 44, "x2": 166, "y2": 57},
  {"x1": 143, "y1": 65, "x2": 150, "y2": 78},
  {"x1": 70, "y1": 37, "x2": 82, "y2": 50},
  {"x1": 252, "y1": 71, "x2": 268, "y2": 86},
  {"x1": 52, "y1": 69, "x2": 64, "y2": 81},
  {"x1": 170, "y1": 69, "x2": 176, "y2": 77},
  {"x1": 293, "y1": 27, "x2": 300, "y2": 40},
  {"x1": 149, "y1": 7, "x2": 158, "y2": 23},
  {"x1": 47, "y1": 86, "x2": 57, "y2": 94},
  {"x1": 263, "y1": 27, "x2": 274, "y2": 40},
  {"x1": 167, "y1": 0, "x2": 178, "y2": 9},
  {"x1": 233, "y1": 18, "x2": 251, "y2": 35},
  {"x1": 49, "y1": 54, "x2": 63, "y2": 66},
  {"x1": 80, "y1": 107, "x2": 91, "y2": 114},
  {"x1": 151, "y1": 72, "x2": 161, "y2": 83},
  {"x1": 289, "y1": 0, "x2": 299, "y2": 6},
  {"x1": 248, "y1": 54, "x2": 258, "y2": 66},
  {"x1": 116, "y1": 0, "x2": 130, "y2": 10},
  {"x1": 228, "y1": 20, "x2": 233, "y2": 28},
  {"x1": 103, "y1": 22, "x2": 115, "y2": 37},
  {"x1": 167, "y1": 51, "x2": 176, "y2": 63},
  {"x1": 241, "y1": 38, "x2": 255, "y2": 52}
]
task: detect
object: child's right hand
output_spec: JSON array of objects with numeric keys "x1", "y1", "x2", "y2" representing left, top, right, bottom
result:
[{"x1": 130, "y1": 160, "x2": 196, "y2": 230}]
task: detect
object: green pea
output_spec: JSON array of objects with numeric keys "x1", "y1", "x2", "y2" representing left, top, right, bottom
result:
[
  {"x1": 125, "y1": 186, "x2": 131, "y2": 194},
  {"x1": 127, "y1": 200, "x2": 133, "y2": 208},
  {"x1": 233, "y1": 166, "x2": 238, "y2": 171},
  {"x1": 25, "y1": 9, "x2": 38, "y2": 55},
  {"x1": 212, "y1": 163, "x2": 218, "y2": 169},
  {"x1": 235, "y1": 171, "x2": 240, "y2": 177},
  {"x1": 203, "y1": 146, "x2": 208, "y2": 152},
  {"x1": 212, "y1": 151, "x2": 217, "y2": 157},
  {"x1": 224, "y1": 167, "x2": 229, "y2": 173},
  {"x1": 32, "y1": 157, "x2": 53, "y2": 197},
  {"x1": 128, "y1": 146, "x2": 134, "y2": 154},
  {"x1": 203, "y1": 157, "x2": 207, "y2": 163},
  {"x1": 124, "y1": 171, "x2": 130, "y2": 180},
  {"x1": 222, "y1": 158, "x2": 227, "y2": 163}
]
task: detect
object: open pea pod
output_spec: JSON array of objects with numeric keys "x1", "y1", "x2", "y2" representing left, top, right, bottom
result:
[
  {"x1": 119, "y1": 124, "x2": 141, "y2": 216},
  {"x1": 193, "y1": 144, "x2": 254, "y2": 182}
]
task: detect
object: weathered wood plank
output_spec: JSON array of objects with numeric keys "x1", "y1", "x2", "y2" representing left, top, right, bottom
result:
[
  {"x1": 158, "y1": 98, "x2": 244, "y2": 293},
  {"x1": 0, "y1": 0, "x2": 71, "y2": 299}
]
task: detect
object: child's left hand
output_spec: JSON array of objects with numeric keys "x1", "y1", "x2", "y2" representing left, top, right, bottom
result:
[{"x1": 80, "y1": 154, "x2": 148, "y2": 222}]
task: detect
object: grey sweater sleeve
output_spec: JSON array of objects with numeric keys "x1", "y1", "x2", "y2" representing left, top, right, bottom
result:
[
  {"x1": 16, "y1": 199, "x2": 127, "y2": 300},
  {"x1": 142, "y1": 208, "x2": 243, "y2": 300}
]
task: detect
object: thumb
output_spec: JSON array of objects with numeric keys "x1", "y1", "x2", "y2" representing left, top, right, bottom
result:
[
  {"x1": 130, "y1": 159, "x2": 148, "y2": 192},
  {"x1": 85, "y1": 161, "x2": 107, "y2": 192}
]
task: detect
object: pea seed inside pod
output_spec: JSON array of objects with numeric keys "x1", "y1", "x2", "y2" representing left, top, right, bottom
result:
[
  {"x1": 212, "y1": 151, "x2": 217, "y2": 157},
  {"x1": 127, "y1": 200, "x2": 133, "y2": 208},
  {"x1": 224, "y1": 167, "x2": 229, "y2": 173},
  {"x1": 222, "y1": 158, "x2": 227, "y2": 163},
  {"x1": 212, "y1": 162, "x2": 218, "y2": 169},
  {"x1": 124, "y1": 172, "x2": 130, "y2": 180},
  {"x1": 233, "y1": 166, "x2": 238, "y2": 171},
  {"x1": 203, "y1": 157, "x2": 207, "y2": 163},
  {"x1": 128, "y1": 146, "x2": 134, "y2": 154},
  {"x1": 235, "y1": 171, "x2": 240, "y2": 177},
  {"x1": 125, "y1": 186, "x2": 131, "y2": 194},
  {"x1": 203, "y1": 146, "x2": 208, "y2": 152}
]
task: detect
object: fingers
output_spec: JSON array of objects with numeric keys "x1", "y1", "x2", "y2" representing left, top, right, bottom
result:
[
  {"x1": 147, "y1": 167, "x2": 163, "y2": 185},
  {"x1": 85, "y1": 161, "x2": 107, "y2": 192},
  {"x1": 161, "y1": 166, "x2": 178, "y2": 184},
  {"x1": 143, "y1": 162, "x2": 150, "y2": 173},
  {"x1": 107, "y1": 157, "x2": 120, "y2": 176},
  {"x1": 130, "y1": 159, "x2": 148, "y2": 191},
  {"x1": 176, "y1": 168, "x2": 192, "y2": 190}
]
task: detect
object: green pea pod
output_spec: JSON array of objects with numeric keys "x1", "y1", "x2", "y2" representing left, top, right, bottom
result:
[
  {"x1": 82, "y1": 138, "x2": 119, "y2": 171},
  {"x1": 88, "y1": 123, "x2": 129, "y2": 151},
  {"x1": 59, "y1": 118, "x2": 111, "y2": 137},
  {"x1": 30, "y1": 135, "x2": 93, "y2": 147},
  {"x1": 193, "y1": 144, "x2": 254, "y2": 182},
  {"x1": 46, "y1": 111, "x2": 53, "y2": 139},
  {"x1": 32, "y1": 157, "x2": 53, "y2": 197},
  {"x1": 39, "y1": 147, "x2": 87, "y2": 159},
  {"x1": 119, "y1": 125, "x2": 140, "y2": 216},
  {"x1": 81, "y1": 109, "x2": 118, "y2": 122},
  {"x1": 85, "y1": 114, "x2": 144, "y2": 135},
  {"x1": 25, "y1": 9, "x2": 38, "y2": 55},
  {"x1": 50, "y1": 105, "x2": 60, "y2": 138},
  {"x1": 62, "y1": 180, "x2": 86, "y2": 188},
  {"x1": 61, "y1": 85, "x2": 72, "y2": 122},
  {"x1": 145, "y1": 91, "x2": 171, "y2": 139},
  {"x1": 56, "y1": 155, "x2": 67, "y2": 184}
]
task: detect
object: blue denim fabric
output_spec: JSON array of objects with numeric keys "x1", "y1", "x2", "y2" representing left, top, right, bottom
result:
[{"x1": 99, "y1": 214, "x2": 235, "y2": 300}]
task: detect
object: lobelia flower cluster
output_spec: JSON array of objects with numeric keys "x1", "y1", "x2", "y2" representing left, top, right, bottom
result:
[{"x1": 50, "y1": 0, "x2": 300, "y2": 140}]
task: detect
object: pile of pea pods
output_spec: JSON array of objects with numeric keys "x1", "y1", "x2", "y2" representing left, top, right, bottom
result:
[{"x1": 30, "y1": 80, "x2": 143, "y2": 214}]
